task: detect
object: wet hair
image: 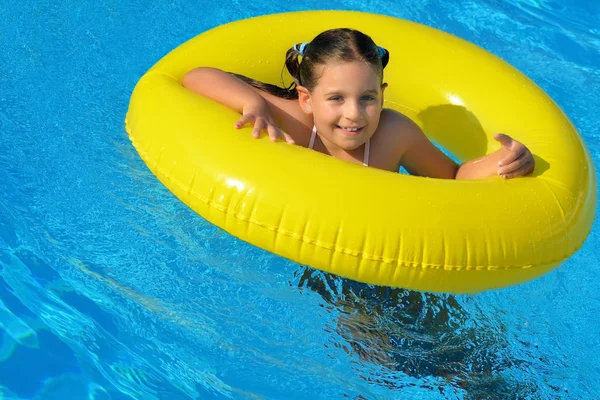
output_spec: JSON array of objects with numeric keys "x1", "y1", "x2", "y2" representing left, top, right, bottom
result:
[{"x1": 230, "y1": 28, "x2": 390, "y2": 100}]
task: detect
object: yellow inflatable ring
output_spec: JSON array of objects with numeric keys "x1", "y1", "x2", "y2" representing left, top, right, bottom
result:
[{"x1": 126, "y1": 11, "x2": 596, "y2": 293}]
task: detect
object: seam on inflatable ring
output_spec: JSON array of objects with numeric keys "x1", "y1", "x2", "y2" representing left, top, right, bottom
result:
[
  {"x1": 541, "y1": 180, "x2": 569, "y2": 256},
  {"x1": 134, "y1": 147, "x2": 570, "y2": 271}
]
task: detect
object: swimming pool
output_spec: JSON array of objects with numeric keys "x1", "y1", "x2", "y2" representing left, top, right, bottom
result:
[{"x1": 1, "y1": 0, "x2": 598, "y2": 398}]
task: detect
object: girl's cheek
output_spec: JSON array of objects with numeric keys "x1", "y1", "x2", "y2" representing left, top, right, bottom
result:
[{"x1": 367, "y1": 105, "x2": 380, "y2": 116}]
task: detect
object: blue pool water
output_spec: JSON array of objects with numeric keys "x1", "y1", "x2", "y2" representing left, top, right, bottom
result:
[{"x1": 1, "y1": 0, "x2": 599, "y2": 399}]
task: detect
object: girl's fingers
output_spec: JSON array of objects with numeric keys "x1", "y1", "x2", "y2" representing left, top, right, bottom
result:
[
  {"x1": 237, "y1": 115, "x2": 293, "y2": 144},
  {"x1": 498, "y1": 146, "x2": 526, "y2": 167},
  {"x1": 272, "y1": 125, "x2": 295, "y2": 144},
  {"x1": 266, "y1": 124, "x2": 278, "y2": 142},
  {"x1": 235, "y1": 114, "x2": 253, "y2": 129},
  {"x1": 501, "y1": 160, "x2": 534, "y2": 179},
  {"x1": 252, "y1": 119, "x2": 263, "y2": 138},
  {"x1": 280, "y1": 129, "x2": 295, "y2": 144},
  {"x1": 498, "y1": 153, "x2": 529, "y2": 175},
  {"x1": 267, "y1": 124, "x2": 295, "y2": 144},
  {"x1": 494, "y1": 133, "x2": 513, "y2": 148}
]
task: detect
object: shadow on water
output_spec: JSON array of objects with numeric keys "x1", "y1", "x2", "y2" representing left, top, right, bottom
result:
[{"x1": 292, "y1": 267, "x2": 541, "y2": 399}]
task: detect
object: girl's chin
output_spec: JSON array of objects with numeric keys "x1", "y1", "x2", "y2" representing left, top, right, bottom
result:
[
  {"x1": 319, "y1": 130, "x2": 368, "y2": 150},
  {"x1": 334, "y1": 139, "x2": 364, "y2": 151}
]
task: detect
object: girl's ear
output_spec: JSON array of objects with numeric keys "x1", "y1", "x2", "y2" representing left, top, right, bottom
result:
[
  {"x1": 297, "y1": 85, "x2": 312, "y2": 115},
  {"x1": 381, "y1": 82, "x2": 388, "y2": 107}
]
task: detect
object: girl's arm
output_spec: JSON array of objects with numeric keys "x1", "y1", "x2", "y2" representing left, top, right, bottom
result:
[
  {"x1": 455, "y1": 134, "x2": 534, "y2": 179},
  {"x1": 400, "y1": 119, "x2": 534, "y2": 180},
  {"x1": 182, "y1": 67, "x2": 294, "y2": 143}
]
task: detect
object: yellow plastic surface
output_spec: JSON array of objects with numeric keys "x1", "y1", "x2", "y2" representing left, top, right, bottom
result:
[{"x1": 125, "y1": 11, "x2": 596, "y2": 293}]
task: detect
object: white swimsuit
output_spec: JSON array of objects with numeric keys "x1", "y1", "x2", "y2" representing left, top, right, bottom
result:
[{"x1": 308, "y1": 126, "x2": 370, "y2": 167}]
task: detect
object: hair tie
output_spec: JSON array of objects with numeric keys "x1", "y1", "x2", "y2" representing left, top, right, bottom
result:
[
  {"x1": 377, "y1": 46, "x2": 387, "y2": 58},
  {"x1": 294, "y1": 42, "x2": 309, "y2": 56}
]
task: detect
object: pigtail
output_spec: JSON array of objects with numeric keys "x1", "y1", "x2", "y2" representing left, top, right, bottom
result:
[
  {"x1": 228, "y1": 72, "x2": 297, "y2": 100},
  {"x1": 281, "y1": 45, "x2": 304, "y2": 99},
  {"x1": 379, "y1": 47, "x2": 390, "y2": 69}
]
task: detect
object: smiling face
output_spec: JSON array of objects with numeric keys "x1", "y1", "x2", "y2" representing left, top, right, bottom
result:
[{"x1": 299, "y1": 61, "x2": 386, "y2": 151}]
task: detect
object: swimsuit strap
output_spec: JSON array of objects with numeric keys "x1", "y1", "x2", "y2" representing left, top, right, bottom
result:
[
  {"x1": 308, "y1": 125, "x2": 317, "y2": 150},
  {"x1": 309, "y1": 125, "x2": 370, "y2": 166}
]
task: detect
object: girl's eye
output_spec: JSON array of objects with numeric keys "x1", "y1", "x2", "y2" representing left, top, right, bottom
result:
[{"x1": 327, "y1": 95, "x2": 376, "y2": 102}]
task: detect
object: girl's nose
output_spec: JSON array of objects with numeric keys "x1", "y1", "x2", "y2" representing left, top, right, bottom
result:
[{"x1": 344, "y1": 101, "x2": 361, "y2": 120}]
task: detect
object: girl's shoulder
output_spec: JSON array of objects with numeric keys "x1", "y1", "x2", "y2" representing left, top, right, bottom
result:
[
  {"x1": 369, "y1": 109, "x2": 425, "y2": 171},
  {"x1": 378, "y1": 108, "x2": 420, "y2": 133},
  {"x1": 374, "y1": 109, "x2": 423, "y2": 149}
]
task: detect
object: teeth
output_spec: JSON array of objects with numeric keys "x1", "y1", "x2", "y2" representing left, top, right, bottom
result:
[{"x1": 341, "y1": 127, "x2": 359, "y2": 131}]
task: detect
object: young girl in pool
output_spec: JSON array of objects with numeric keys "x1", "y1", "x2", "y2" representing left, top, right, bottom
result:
[{"x1": 182, "y1": 28, "x2": 534, "y2": 179}]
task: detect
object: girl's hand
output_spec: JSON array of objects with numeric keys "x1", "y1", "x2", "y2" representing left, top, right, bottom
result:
[
  {"x1": 495, "y1": 133, "x2": 535, "y2": 179},
  {"x1": 235, "y1": 103, "x2": 295, "y2": 144}
]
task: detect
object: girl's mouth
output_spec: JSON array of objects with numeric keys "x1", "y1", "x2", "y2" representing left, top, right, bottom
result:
[{"x1": 336, "y1": 125, "x2": 364, "y2": 136}]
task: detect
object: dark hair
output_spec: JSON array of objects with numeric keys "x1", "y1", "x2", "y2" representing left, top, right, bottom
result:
[{"x1": 230, "y1": 28, "x2": 389, "y2": 100}]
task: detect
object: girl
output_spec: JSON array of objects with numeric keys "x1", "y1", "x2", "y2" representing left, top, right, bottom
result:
[{"x1": 182, "y1": 28, "x2": 534, "y2": 179}]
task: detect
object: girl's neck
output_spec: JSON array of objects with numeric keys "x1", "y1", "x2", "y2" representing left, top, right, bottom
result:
[{"x1": 313, "y1": 132, "x2": 367, "y2": 165}]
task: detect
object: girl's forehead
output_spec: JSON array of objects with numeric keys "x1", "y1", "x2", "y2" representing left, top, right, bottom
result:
[{"x1": 314, "y1": 61, "x2": 381, "y2": 89}]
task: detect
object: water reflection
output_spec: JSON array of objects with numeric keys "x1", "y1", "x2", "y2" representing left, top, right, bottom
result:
[{"x1": 293, "y1": 267, "x2": 538, "y2": 398}]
